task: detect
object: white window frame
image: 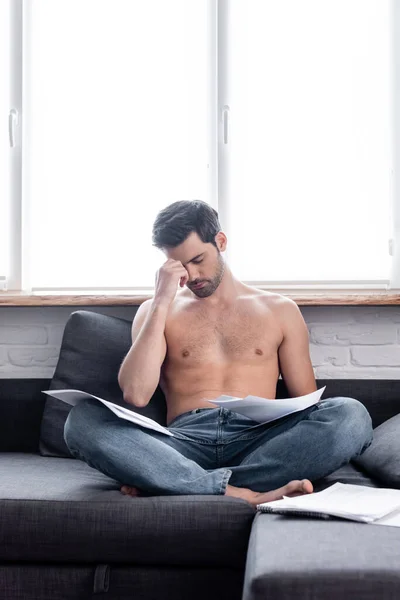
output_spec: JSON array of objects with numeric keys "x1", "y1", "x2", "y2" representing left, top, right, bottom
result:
[
  {"x1": 390, "y1": 0, "x2": 400, "y2": 289},
  {"x1": 6, "y1": 0, "x2": 23, "y2": 291},
  {"x1": 4, "y1": 0, "x2": 399, "y2": 294}
]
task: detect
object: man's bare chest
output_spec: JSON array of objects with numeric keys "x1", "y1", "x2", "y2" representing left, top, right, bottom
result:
[{"x1": 164, "y1": 305, "x2": 282, "y2": 362}]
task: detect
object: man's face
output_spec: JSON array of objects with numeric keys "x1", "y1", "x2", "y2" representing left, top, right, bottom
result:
[{"x1": 165, "y1": 232, "x2": 225, "y2": 298}]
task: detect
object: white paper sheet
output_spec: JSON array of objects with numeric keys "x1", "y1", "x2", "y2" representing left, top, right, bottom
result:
[
  {"x1": 42, "y1": 389, "x2": 173, "y2": 436},
  {"x1": 209, "y1": 387, "x2": 326, "y2": 423},
  {"x1": 257, "y1": 482, "x2": 400, "y2": 525},
  {"x1": 372, "y1": 507, "x2": 400, "y2": 527}
]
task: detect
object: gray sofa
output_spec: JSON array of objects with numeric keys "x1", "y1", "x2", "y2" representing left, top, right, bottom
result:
[{"x1": 1, "y1": 309, "x2": 400, "y2": 600}]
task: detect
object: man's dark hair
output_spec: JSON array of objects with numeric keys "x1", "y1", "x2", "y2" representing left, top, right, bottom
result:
[{"x1": 152, "y1": 200, "x2": 221, "y2": 249}]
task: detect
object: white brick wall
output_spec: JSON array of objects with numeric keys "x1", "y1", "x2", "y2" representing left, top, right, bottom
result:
[
  {"x1": 0, "y1": 305, "x2": 400, "y2": 379},
  {"x1": 0, "y1": 306, "x2": 137, "y2": 378},
  {"x1": 303, "y1": 306, "x2": 400, "y2": 379}
]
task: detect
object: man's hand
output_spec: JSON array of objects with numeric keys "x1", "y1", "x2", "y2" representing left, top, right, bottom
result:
[{"x1": 154, "y1": 259, "x2": 189, "y2": 308}]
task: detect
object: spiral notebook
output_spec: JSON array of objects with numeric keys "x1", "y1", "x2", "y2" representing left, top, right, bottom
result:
[{"x1": 257, "y1": 482, "x2": 400, "y2": 527}]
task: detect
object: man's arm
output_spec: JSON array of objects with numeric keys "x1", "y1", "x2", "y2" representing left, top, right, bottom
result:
[
  {"x1": 118, "y1": 258, "x2": 189, "y2": 407},
  {"x1": 118, "y1": 299, "x2": 168, "y2": 407},
  {"x1": 275, "y1": 297, "x2": 317, "y2": 398}
]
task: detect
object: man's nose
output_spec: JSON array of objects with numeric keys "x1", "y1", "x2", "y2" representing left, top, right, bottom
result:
[{"x1": 186, "y1": 266, "x2": 200, "y2": 282}]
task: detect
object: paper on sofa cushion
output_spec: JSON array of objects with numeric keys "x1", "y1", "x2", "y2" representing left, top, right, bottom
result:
[
  {"x1": 257, "y1": 482, "x2": 400, "y2": 525},
  {"x1": 372, "y1": 507, "x2": 400, "y2": 527},
  {"x1": 209, "y1": 387, "x2": 326, "y2": 423},
  {"x1": 42, "y1": 390, "x2": 173, "y2": 437}
]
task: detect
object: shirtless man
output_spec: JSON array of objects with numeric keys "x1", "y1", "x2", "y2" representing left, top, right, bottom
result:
[{"x1": 64, "y1": 200, "x2": 373, "y2": 507}]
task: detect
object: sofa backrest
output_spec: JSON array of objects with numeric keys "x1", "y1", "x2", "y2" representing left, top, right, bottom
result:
[
  {"x1": 0, "y1": 378, "x2": 49, "y2": 452},
  {"x1": 1, "y1": 377, "x2": 399, "y2": 453}
]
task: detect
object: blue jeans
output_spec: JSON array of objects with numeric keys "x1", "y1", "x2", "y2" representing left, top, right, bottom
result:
[{"x1": 63, "y1": 396, "x2": 373, "y2": 495}]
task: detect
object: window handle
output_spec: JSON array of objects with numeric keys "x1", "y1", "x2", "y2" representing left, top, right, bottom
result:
[
  {"x1": 223, "y1": 105, "x2": 230, "y2": 144},
  {"x1": 9, "y1": 108, "x2": 19, "y2": 148}
]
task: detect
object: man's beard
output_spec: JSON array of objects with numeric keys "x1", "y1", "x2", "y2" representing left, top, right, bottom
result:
[{"x1": 189, "y1": 253, "x2": 225, "y2": 298}]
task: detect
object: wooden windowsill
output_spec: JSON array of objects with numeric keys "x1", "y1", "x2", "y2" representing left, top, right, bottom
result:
[{"x1": 2, "y1": 291, "x2": 400, "y2": 306}]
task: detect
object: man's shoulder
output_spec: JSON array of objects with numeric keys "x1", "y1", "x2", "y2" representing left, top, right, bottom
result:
[{"x1": 245, "y1": 288, "x2": 297, "y2": 311}]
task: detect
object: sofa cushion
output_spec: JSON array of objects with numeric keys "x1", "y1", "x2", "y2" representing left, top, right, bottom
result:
[
  {"x1": 0, "y1": 453, "x2": 254, "y2": 567},
  {"x1": 312, "y1": 461, "x2": 380, "y2": 493},
  {"x1": 242, "y1": 511, "x2": 400, "y2": 600},
  {"x1": 352, "y1": 413, "x2": 400, "y2": 488},
  {"x1": 39, "y1": 310, "x2": 167, "y2": 458}
]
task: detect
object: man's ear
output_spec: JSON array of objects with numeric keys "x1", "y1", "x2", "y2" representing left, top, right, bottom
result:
[{"x1": 215, "y1": 231, "x2": 227, "y2": 252}]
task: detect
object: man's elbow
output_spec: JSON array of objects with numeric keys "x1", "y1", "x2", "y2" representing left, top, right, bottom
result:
[
  {"x1": 118, "y1": 368, "x2": 151, "y2": 407},
  {"x1": 121, "y1": 387, "x2": 150, "y2": 408}
]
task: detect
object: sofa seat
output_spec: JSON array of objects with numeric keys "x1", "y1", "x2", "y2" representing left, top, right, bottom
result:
[
  {"x1": 0, "y1": 453, "x2": 255, "y2": 567},
  {"x1": 243, "y1": 512, "x2": 400, "y2": 600},
  {"x1": 242, "y1": 464, "x2": 397, "y2": 599}
]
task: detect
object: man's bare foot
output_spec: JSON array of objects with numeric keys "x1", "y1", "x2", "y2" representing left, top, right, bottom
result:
[
  {"x1": 120, "y1": 485, "x2": 140, "y2": 497},
  {"x1": 225, "y1": 479, "x2": 314, "y2": 507}
]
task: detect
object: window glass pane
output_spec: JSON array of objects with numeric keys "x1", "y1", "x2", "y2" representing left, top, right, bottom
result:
[
  {"x1": 0, "y1": 0, "x2": 10, "y2": 280},
  {"x1": 27, "y1": 0, "x2": 211, "y2": 288},
  {"x1": 227, "y1": 0, "x2": 392, "y2": 282}
]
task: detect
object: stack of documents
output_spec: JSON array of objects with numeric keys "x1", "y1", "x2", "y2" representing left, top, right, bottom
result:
[{"x1": 257, "y1": 482, "x2": 400, "y2": 527}]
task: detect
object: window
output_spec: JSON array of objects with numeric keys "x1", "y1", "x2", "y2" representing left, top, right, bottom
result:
[
  {"x1": 24, "y1": 0, "x2": 212, "y2": 290},
  {"x1": 3, "y1": 0, "x2": 396, "y2": 292},
  {"x1": 225, "y1": 0, "x2": 392, "y2": 283}
]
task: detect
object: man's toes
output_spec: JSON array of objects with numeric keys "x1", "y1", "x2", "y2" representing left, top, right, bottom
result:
[
  {"x1": 301, "y1": 479, "x2": 313, "y2": 494},
  {"x1": 284, "y1": 479, "x2": 313, "y2": 497},
  {"x1": 121, "y1": 485, "x2": 139, "y2": 496}
]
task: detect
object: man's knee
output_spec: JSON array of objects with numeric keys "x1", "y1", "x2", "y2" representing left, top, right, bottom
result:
[
  {"x1": 64, "y1": 398, "x2": 104, "y2": 453},
  {"x1": 328, "y1": 396, "x2": 373, "y2": 457}
]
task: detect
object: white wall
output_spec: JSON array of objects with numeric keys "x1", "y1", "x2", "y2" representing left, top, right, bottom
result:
[{"x1": 0, "y1": 305, "x2": 400, "y2": 379}]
